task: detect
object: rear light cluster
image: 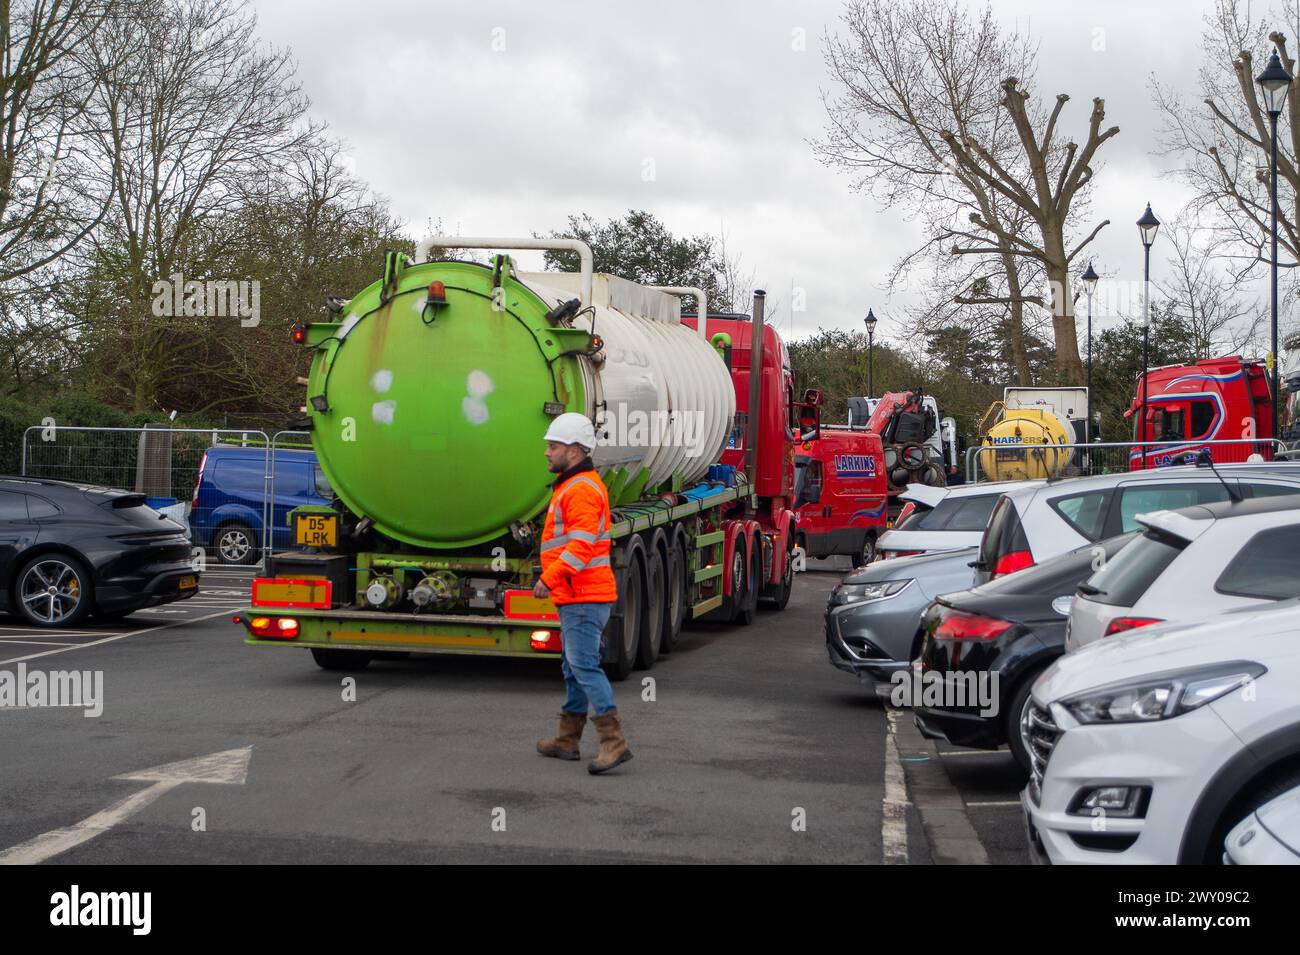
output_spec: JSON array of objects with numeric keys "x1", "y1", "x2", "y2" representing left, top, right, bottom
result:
[
  {"x1": 878, "y1": 549, "x2": 921, "y2": 561},
  {"x1": 935, "y1": 610, "x2": 1012, "y2": 641},
  {"x1": 1104, "y1": 616, "x2": 1164, "y2": 637},
  {"x1": 991, "y1": 549, "x2": 1033, "y2": 578},
  {"x1": 192, "y1": 451, "x2": 207, "y2": 511},
  {"x1": 240, "y1": 615, "x2": 299, "y2": 639},
  {"x1": 895, "y1": 502, "x2": 917, "y2": 526},
  {"x1": 530, "y1": 629, "x2": 561, "y2": 652}
]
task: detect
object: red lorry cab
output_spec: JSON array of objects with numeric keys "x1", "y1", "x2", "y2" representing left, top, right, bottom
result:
[
  {"x1": 1127, "y1": 356, "x2": 1274, "y2": 468},
  {"x1": 792, "y1": 426, "x2": 888, "y2": 567}
]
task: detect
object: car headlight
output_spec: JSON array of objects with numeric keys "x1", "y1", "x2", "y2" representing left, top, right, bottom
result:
[
  {"x1": 832, "y1": 579, "x2": 912, "y2": 606},
  {"x1": 1058, "y1": 661, "x2": 1266, "y2": 725}
]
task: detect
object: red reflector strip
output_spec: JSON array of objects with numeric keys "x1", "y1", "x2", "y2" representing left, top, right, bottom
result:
[
  {"x1": 252, "y1": 577, "x2": 331, "y2": 608},
  {"x1": 504, "y1": 589, "x2": 559, "y2": 620}
]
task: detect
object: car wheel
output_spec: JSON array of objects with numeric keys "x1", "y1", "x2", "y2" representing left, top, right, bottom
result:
[
  {"x1": 850, "y1": 533, "x2": 878, "y2": 569},
  {"x1": 1212, "y1": 765, "x2": 1300, "y2": 864},
  {"x1": 16, "y1": 554, "x2": 93, "y2": 628},
  {"x1": 215, "y1": 522, "x2": 259, "y2": 565},
  {"x1": 1005, "y1": 673, "x2": 1043, "y2": 777}
]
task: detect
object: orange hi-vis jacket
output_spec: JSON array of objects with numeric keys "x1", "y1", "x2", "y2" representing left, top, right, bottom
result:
[{"x1": 539, "y1": 463, "x2": 617, "y2": 604}]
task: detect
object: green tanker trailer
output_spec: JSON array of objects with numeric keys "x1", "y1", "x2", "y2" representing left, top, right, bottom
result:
[{"x1": 236, "y1": 236, "x2": 819, "y2": 678}]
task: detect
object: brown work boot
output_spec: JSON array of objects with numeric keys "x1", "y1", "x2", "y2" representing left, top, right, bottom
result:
[
  {"x1": 537, "y1": 711, "x2": 587, "y2": 761},
  {"x1": 588, "y1": 710, "x2": 633, "y2": 774}
]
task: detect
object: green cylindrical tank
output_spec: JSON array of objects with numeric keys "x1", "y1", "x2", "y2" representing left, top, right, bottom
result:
[{"x1": 305, "y1": 259, "x2": 590, "y2": 551}]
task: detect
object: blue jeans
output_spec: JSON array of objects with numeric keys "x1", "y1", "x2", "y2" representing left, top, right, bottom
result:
[{"x1": 558, "y1": 602, "x2": 616, "y2": 717}]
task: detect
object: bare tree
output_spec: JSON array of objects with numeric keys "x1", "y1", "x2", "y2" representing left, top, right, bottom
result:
[
  {"x1": 0, "y1": 0, "x2": 118, "y2": 283},
  {"x1": 940, "y1": 75, "x2": 1118, "y2": 383},
  {"x1": 78, "y1": 0, "x2": 316, "y2": 412},
  {"x1": 816, "y1": 0, "x2": 1044, "y2": 382},
  {"x1": 1157, "y1": 216, "x2": 1264, "y2": 356},
  {"x1": 1153, "y1": 1, "x2": 1299, "y2": 280}
]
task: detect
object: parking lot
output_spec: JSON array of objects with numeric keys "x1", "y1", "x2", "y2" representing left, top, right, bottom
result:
[{"x1": 0, "y1": 561, "x2": 1033, "y2": 865}]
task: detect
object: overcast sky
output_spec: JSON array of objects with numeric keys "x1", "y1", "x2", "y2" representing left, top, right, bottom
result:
[{"x1": 251, "y1": 0, "x2": 1225, "y2": 346}]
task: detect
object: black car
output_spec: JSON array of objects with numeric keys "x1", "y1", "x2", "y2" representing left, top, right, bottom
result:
[
  {"x1": 912, "y1": 533, "x2": 1135, "y2": 774},
  {"x1": 0, "y1": 477, "x2": 199, "y2": 627}
]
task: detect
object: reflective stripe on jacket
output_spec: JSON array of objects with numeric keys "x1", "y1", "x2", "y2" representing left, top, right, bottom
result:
[{"x1": 540, "y1": 469, "x2": 617, "y2": 604}]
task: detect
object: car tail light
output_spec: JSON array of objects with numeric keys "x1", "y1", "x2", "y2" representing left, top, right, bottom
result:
[
  {"x1": 192, "y1": 451, "x2": 207, "y2": 510},
  {"x1": 879, "y1": 549, "x2": 922, "y2": 561},
  {"x1": 935, "y1": 610, "x2": 1012, "y2": 641},
  {"x1": 895, "y1": 502, "x2": 916, "y2": 525},
  {"x1": 991, "y1": 549, "x2": 1033, "y2": 578},
  {"x1": 530, "y1": 629, "x2": 561, "y2": 652},
  {"x1": 1104, "y1": 616, "x2": 1164, "y2": 637}
]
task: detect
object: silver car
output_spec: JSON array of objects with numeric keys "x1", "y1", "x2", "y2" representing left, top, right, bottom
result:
[{"x1": 825, "y1": 546, "x2": 979, "y2": 694}]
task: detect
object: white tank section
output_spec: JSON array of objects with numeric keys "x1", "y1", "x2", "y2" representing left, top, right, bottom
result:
[{"x1": 519, "y1": 271, "x2": 735, "y2": 488}]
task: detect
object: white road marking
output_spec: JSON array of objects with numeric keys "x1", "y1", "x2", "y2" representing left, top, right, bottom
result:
[
  {"x1": 937, "y1": 749, "x2": 1010, "y2": 757},
  {"x1": 0, "y1": 608, "x2": 237, "y2": 665},
  {"x1": 965, "y1": 800, "x2": 1022, "y2": 808},
  {"x1": 882, "y1": 708, "x2": 910, "y2": 864},
  {"x1": 0, "y1": 747, "x2": 251, "y2": 865},
  {"x1": 0, "y1": 640, "x2": 77, "y2": 647}
]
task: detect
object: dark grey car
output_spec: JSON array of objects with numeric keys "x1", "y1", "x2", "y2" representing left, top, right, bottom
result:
[{"x1": 825, "y1": 546, "x2": 979, "y2": 694}]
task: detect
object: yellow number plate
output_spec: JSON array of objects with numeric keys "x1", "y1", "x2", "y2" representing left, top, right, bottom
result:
[
  {"x1": 294, "y1": 514, "x2": 337, "y2": 547},
  {"x1": 179, "y1": 574, "x2": 197, "y2": 590}
]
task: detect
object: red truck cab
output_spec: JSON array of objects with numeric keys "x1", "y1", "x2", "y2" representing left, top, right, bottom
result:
[
  {"x1": 793, "y1": 426, "x2": 888, "y2": 567},
  {"x1": 1128, "y1": 356, "x2": 1274, "y2": 468}
]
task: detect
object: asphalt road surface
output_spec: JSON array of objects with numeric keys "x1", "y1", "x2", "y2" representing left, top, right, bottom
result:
[{"x1": 0, "y1": 562, "x2": 1029, "y2": 864}]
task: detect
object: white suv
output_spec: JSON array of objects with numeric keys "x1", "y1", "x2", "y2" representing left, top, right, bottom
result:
[
  {"x1": 1022, "y1": 600, "x2": 1300, "y2": 864},
  {"x1": 973, "y1": 463, "x2": 1300, "y2": 585},
  {"x1": 1068, "y1": 494, "x2": 1300, "y2": 650}
]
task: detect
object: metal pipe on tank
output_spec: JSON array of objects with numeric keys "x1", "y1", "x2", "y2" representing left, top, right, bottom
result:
[
  {"x1": 648, "y1": 285, "x2": 709, "y2": 340},
  {"x1": 414, "y1": 235, "x2": 594, "y2": 308},
  {"x1": 745, "y1": 290, "x2": 766, "y2": 487}
]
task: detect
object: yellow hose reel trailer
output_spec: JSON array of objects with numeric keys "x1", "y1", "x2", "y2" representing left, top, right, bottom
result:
[{"x1": 980, "y1": 408, "x2": 1074, "y2": 482}]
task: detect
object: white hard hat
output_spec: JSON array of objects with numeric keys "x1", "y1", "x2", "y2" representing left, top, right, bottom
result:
[{"x1": 544, "y1": 412, "x2": 597, "y2": 450}]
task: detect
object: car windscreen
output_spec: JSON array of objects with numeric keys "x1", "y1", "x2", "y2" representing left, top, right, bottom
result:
[
  {"x1": 1215, "y1": 524, "x2": 1300, "y2": 600},
  {"x1": 1078, "y1": 530, "x2": 1187, "y2": 607},
  {"x1": 907, "y1": 494, "x2": 999, "y2": 532}
]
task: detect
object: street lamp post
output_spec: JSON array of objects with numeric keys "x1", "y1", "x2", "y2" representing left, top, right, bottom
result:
[
  {"x1": 864, "y1": 309, "x2": 878, "y2": 397},
  {"x1": 1137, "y1": 204, "x2": 1161, "y2": 468},
  {"x1": 1082, "y1": 262, "x2": 1099, "y2": 455},
  {"x1": 1257, "y1": 50, "x2": 1293, "y2": 449}
]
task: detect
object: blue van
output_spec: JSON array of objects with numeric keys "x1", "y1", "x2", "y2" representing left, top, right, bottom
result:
[{"x1": 188, "y1": 446, "x2": 332, "y2": 564}]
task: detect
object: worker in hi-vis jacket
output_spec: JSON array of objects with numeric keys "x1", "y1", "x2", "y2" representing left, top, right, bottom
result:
[{"x1": 533, "y1": 412, "x2": 633, "y2": 774}]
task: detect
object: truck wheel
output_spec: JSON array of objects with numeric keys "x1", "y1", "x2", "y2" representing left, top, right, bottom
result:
[
  {"x1": 732, "y1": 540, "x2": 758, "y2": 627},
  {"x1": 602, "y1": 553, "x2": 642, "y2": 682},
  {"x1": 660, "y1": 540, "x2": 687, "y2": 653},
  {"x1": 761, "y1": 529, "x2": 795, "y2": 611},
  {"x1": 310, "y1": 648, "x2": 372, "y2": 671},
  {"x1": 635, "y1": 548, "x2": 664, "y2": 670}
]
